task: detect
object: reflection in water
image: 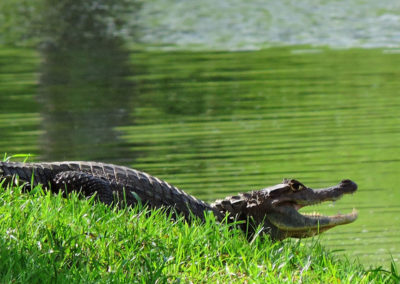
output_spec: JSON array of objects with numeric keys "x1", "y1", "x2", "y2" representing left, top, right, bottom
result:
[
  {"x1": 37, "y1": 0, "x2": 140, "y2": 49},
  {"x1": 38, "y1": 0, "x2": 140, "y2": 161},
  {"x1": 138, "y1": 0, "x2": 400, "y2": 50},
  {"x1": 0, "y1": 49, "x2": 41, "y2": 153}
]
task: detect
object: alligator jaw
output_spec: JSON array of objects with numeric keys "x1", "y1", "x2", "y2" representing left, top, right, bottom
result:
[
  {"x1": 270, "y1": 179, "x2": 358, "y2": 207},
  {"x1": 268, "y1": 206, "x2": 358, "y2": 238}
]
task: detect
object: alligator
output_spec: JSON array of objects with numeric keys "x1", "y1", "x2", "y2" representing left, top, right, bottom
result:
[{"x1": 0, "y1": 161, "x2": 358, "y2": 240}]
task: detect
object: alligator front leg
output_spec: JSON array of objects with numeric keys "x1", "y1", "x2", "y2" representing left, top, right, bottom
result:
[{"x1": 53, "y1": 171, "x2": 114, "y2": 205}]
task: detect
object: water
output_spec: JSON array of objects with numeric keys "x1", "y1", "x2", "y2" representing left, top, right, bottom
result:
[
  {"x1": 138, "y1": 0, "x2": 400, "y2": 50},
  {"x1": 1, "y1": 46, "x2": 399, "y2": 267},
  {"x1": 1, "y1": 0, "x2": 400, "y2": 269}
]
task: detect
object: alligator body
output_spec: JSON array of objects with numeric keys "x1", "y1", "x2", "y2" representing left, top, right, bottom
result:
[{"x1": 0, "y1": 161, "x2": 358, "y2": 240}]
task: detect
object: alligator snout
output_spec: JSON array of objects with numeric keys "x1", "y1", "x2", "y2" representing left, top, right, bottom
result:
[{"x1": 339, "y1": 179, "x2": 358, "y2": 193}]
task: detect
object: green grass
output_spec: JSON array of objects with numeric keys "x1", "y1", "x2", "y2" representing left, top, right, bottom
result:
[{"x1": 0, "y1": 183, "x2": 398, "y2": 283}]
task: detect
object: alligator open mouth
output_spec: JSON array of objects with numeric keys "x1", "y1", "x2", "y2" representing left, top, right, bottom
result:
[
  {"x1": 266, "y1": 179, "x2": 358, "y2": 238},
  {"x1": 300, "y1": 208, "x2": 358, "y2": 225}
]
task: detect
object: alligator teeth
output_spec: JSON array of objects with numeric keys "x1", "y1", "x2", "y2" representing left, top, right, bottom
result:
[{"x1": 302, "y1": 211, "x2": 322, "y2": 217}]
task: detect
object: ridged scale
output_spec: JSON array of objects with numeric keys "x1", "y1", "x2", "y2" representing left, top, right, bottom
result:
[{"x1": 0, "y1": 161, "x2": 221, "y2": 220}]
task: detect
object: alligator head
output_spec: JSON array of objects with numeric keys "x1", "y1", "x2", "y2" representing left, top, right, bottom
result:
[{"x1": 212, "y1": 179, "x2": 358, "y2": 240}]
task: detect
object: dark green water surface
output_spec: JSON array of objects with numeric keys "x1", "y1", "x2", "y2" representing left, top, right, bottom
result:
[{"x1": 1, "y1": 46, "x2": 399, "y2": 267}]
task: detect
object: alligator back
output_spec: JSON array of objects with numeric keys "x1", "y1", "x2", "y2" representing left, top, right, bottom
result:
[{"x1": 0, "y1": 161, "x2": 218, "y2": 220}]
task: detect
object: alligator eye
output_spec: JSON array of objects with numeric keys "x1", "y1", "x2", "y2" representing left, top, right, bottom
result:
[{"x1": 289, "y1": 179, "x2": 305, "y2": 191}]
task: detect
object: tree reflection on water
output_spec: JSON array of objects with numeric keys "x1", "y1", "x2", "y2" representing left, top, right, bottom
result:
[{"x1": 37, "y1": 0, "x2": 141, "y2": 162}]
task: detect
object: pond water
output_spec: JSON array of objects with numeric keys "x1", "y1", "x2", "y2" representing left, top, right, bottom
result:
[
  {"x1": 1, "y1": 45, "x2": 399, "y2": 268},
  {"x1": 138, "y1": 0, "x2": 400, "y2": 50}
]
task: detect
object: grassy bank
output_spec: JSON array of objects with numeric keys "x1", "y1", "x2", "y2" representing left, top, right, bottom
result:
[{"x1": 0, "y1": 183, "x2": 397, "y2": 283}]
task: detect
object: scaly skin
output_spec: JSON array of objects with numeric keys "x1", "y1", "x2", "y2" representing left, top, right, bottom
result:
[{"x1": 0, "y1": 161, "x2": 358, "y2": 240}]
